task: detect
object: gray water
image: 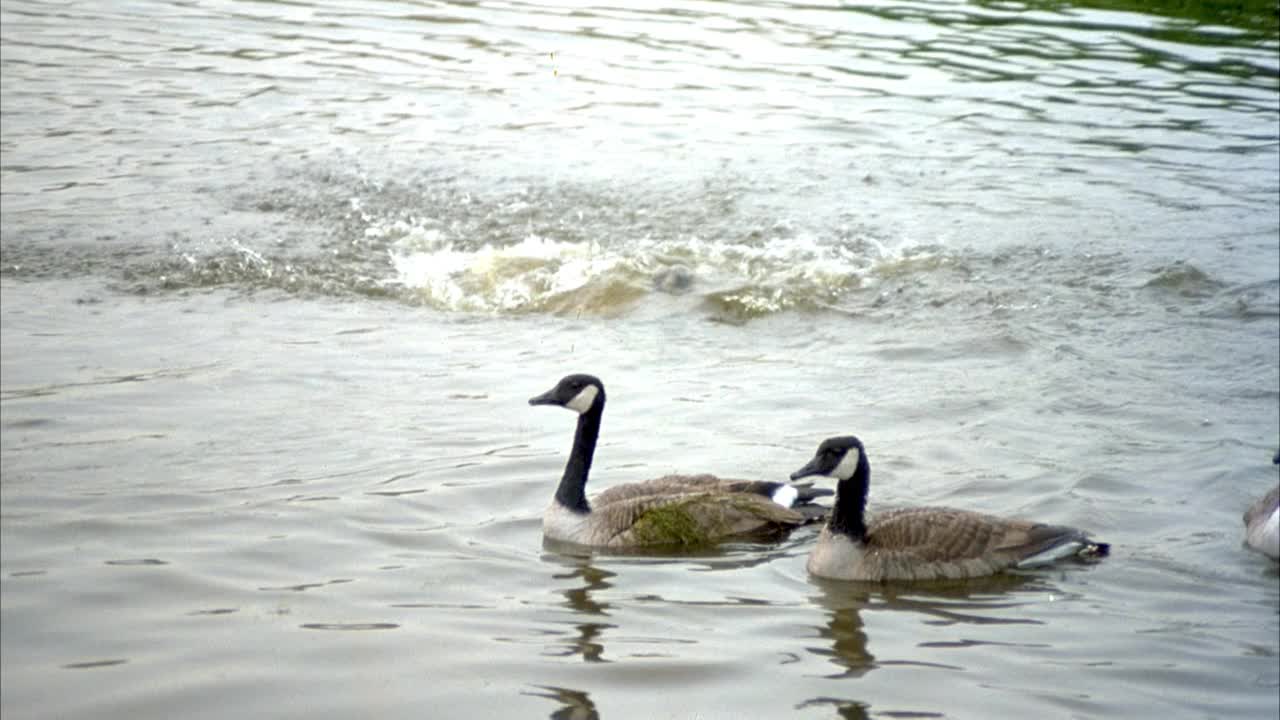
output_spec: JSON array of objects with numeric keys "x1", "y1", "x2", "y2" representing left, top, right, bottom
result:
[{"x1": 2, "y1": 1, "x2": 1278, "y2": 718}]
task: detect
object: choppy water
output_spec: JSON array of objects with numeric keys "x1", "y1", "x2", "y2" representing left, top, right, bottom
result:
[{"x1": 2, "y1": 0, "x2": 1278, "y2": 718}]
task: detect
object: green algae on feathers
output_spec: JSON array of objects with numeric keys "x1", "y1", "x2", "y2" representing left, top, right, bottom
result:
[{"x1": 628, "y1": 495, "x2": 784, "y2": 546}]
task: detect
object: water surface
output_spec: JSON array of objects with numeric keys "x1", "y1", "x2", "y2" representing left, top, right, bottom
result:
[{"x1": 2, "y1": 0, "x2": 1278, "y2": 718}]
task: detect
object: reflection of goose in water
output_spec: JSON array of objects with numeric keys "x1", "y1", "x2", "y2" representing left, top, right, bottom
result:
[
  {"x1": 809, "y1": 592, "x2": 875, "y2": 681},
  {"x1": 522, "y1": 685, "x2": 599, "y2": 720},
  {"x1": 805, "y1": 573, "x2": 1045, "y2": 682},
  {"x1": 797, "y1": 575, "x2": 1055, "y2": 720},
  {"x1": 542, "y1": 555, "x2": 615, "y2": 663}
]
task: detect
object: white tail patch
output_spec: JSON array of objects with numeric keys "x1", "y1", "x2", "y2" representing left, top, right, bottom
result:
[
  {"x1": 1016, "y1": 541, "x2": 1086, "y2": 568},
  {"x1": 771, "y1": 484, "x2": 799, "y2": 508},
  {"x1": 831, "y1": 447, "x2": 862, "y2": 480},
  {"x1": 565, "y1": 385, "x2": 599, "y2": 414}
]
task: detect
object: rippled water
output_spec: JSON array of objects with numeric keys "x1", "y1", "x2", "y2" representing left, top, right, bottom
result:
[{"x1": 2, "y1": 0, "x2": 1278, "y2": 718}]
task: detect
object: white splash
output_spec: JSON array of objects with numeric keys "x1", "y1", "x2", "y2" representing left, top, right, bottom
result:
[
  {"x1": 376, "y1": 216, "x2": 925, "y2": 315},
  {"x1": 388, "y1": 228, "x2": 619, "y2": 312}
]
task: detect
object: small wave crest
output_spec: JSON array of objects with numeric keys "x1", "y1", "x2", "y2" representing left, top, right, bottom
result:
[{"x1": 1142, "y1": 262, "x2": 1223, "y2": 298}]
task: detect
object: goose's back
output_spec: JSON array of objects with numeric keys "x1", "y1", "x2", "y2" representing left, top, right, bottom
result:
[
  {"x1": 591, "y1": 474, "x2": 732, "y2": 506},
  {"x1": 545, "y1": 488, "x2": 805, "y2": 547},
  {"x1": 808, "y1": 507, "x2": 1095, "y2": 581}
]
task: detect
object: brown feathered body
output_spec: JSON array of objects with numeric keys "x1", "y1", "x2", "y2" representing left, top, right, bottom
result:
[
  {"x1": 806, "y1": 506, "x2": 1099, "y2": 581},
  {"x1": 791, "y1": 435, "x2": 1108, "y2": 582},
  {"x1": 529, "y1": 374, "x2": 831, "y2": 549},
  {"x1": 545, "y1": 474, "x2": 811, "y2": 548}
]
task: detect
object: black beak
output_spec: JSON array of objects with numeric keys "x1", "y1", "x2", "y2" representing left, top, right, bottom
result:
[
  {"x1": 790, "y1": 456, "x2": 825, "y2": 481},
  {"x1": 528, "y1": 388, "x2": 558, "y2": 406},
  {"x1": 1273, "y1": 449, "x2": 1279, "y2": 465}
]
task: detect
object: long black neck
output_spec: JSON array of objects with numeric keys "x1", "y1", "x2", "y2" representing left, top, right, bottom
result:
[
  {"x1": 553, "y1": 399, "x2": 602, "y2": 514},
  {"x1": 828, "y1": 454, "x2": 869, "y2": 541}
]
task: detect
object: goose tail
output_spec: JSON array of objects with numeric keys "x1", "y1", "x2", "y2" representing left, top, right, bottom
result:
[
  {"x1": 792, "y1": 481, "x2": 835, "y2": 503},
  {"x1": 792, "y1": 503, "x2": 832, "y2": 524},
  {"x1": 764, "y1": 481, "x2": 831, "y2": 524},
  {"x1": 725, "y1": 480, "x2": 832, "y2": 508},
  {"x1": 1016, "y1": 526, "x2": 1109, "y2": 568}
]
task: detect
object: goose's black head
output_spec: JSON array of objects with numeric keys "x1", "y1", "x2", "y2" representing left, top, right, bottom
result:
[
  {"x1": 529, "y1": 373, "x2": 605, "y2": 415},
  {"x1": 1274, "y1": 449, "x2": 1279, "y2": 465},
  {"x1": 790, "y1": 435, "x2": 866, "y2": 481}
]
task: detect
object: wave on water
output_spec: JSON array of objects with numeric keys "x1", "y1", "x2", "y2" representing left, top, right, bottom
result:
[
  {"x1": 380, "y1": 220, "x2": 893, "y2": 320},
  {"x1": 2, "y1": 165, "x2": 943, "y2": 322},
  {"x1": 6, "y1": 162, "x2": 1273, "y2": 324},
  {"x1": 1142, "y1": 261, "x2": 1224, "y2": 298}
]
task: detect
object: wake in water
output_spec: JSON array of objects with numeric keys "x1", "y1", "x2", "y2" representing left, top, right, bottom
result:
[
  {"x1": 382, "y1": 222, "x2": 898, "y2": 319},
  {"x1": 8, "y1": 162, "x2": 1271, "y2": 324}
]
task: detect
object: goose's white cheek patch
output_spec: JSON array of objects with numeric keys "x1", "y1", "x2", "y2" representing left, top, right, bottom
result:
[
  {"x1": 832, "y1": 449, "x2": 862, "y2": 480},
  {"x1": 566, "y1": 385, "x2": 599, "y2": 414}
]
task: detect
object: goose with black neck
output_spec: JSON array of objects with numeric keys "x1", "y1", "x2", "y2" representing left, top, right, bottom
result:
[
  {"x1": 791, "y1": 435, "x2": 1109, "y2": 581},
  {"x1": 528, "y1": 373, "x2": 830, "y2": 548}
]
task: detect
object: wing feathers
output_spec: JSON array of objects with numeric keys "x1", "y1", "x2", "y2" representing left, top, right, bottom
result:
[
  {"x1": 862, "y1": 507, "x2": 1100, "y2": 577},
  {"x1": 592, "y1": 490, "x2": 806, "y2": 547},
  {"x1": 551, "y1": 471, "x2": 834, "y2": 547}
]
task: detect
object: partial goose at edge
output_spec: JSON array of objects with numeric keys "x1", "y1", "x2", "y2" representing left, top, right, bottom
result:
[{"x1": 1242, "y1": 450, "x2": 1279, "y2": 560}]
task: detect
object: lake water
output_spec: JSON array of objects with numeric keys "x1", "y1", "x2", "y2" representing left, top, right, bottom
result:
[{"x1": 2, "y1": 0, "x2": 1278, "y2": 718}]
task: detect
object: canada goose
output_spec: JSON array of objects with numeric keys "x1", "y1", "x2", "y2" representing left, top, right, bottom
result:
[
  {"x1": 1242, "y1": 451, "x2": 1279, "y2": 560},
  {"x1": 528, "y1": 373, "x2": 831, "y2": 547},
  {"x1": 790, "y1": 436, "x2": 1109, "y2": 581}
]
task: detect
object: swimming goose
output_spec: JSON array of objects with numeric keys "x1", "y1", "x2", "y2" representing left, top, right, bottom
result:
[
  {"x1": 790, "y1": 436, "x2": 1109, "y2": 581},
  {"x1": 528, "y1": 373, "x2": 831, "y2": 548},
  {"x1": 1242, "y1": 451, "x2": 1279, "y2": 560}
]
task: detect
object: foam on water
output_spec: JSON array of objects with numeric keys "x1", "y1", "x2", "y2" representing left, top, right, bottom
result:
[
  {"x1": 385, "y1": 226, "x2": 623, "y2": 313},
  {"x1": 379, "y1": 213, "x2": 924, "y2": 318}
]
